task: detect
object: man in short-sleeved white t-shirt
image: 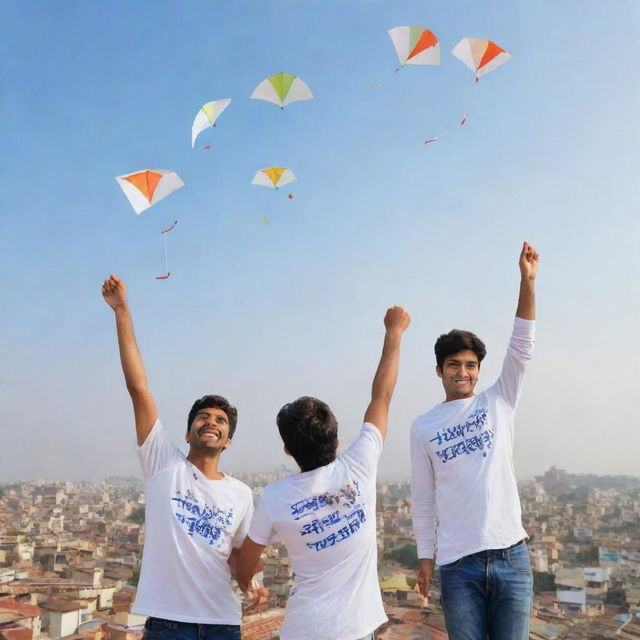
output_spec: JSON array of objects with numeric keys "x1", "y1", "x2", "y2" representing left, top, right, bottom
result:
[
  {"x1": 102, "y1": 274, "x2": 253, "y2": 640},
  {"x1": 236, "y1": 306, "x2": 411, "y2": 640},
  {"x1": 134, "y1": 418, "x2": 253, "y2": 625}
]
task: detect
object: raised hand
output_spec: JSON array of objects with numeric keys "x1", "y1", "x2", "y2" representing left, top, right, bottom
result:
[
  {"x1": 519, "y1": 242, "x2": 539, "y2": 282},
  {"x1": 102, "y1": 274, "x2": 128, "y2": 311},
  {"x1": 384, "y1": 305, "x2": 411, "y2": 334},
  {"x1": 364, "y1": 305, "x2": 411, "y2": 440},
  {"x1": 101, "y1": 273, "x2": 157, "y2": 444}
]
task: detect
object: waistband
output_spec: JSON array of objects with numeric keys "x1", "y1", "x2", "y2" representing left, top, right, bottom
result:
[{"x1": 145, "y1": 617, "x2": 240, "y2": 630}]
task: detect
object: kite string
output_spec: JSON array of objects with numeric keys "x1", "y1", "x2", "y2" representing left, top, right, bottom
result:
[
  {"x1": 425, "y1": 74, "x2": 478, "y2": 144},
  {"x1": 163, "y1": 231, "x2": 169, "y2": 274}
]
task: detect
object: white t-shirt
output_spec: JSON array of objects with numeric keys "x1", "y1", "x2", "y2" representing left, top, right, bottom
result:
[
  {"x1": 133, "y1": 419, "x2": 254, "y2": 624},
  {"x1": 249, "y1": 423, "x2": 387, "y2": 640},
  {"x1": 411, "y1": 318, "x2": 535, "y2": 566}
]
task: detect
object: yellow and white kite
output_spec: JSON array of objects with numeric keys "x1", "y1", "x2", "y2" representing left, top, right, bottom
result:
[
  {"x1": 388, "y1": 26, "x2": 440, "y2": 67},
  {"x1": 191, "y1": 99, "x2": 231, "y2": 147},
  {"x1": 251, "y1": 167, "x2": 296, "y2": 189},
  {"x1": 115, "y1": 170, "x2": 184, "y2": 215},
  {"x1": 250, "y1": 72, "x2": 313, "y2": 109}
]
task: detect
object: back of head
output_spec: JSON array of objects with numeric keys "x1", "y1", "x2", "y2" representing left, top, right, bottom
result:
[
  {"x1": 187, "y1": 394, "x2": 238, "y2": 438},
  {"x1": 277, "y1": 397, "x2": 338, "y2": 472},
  {"x1": 434, "y1": 330, "x2": 487, "y2": 369}
]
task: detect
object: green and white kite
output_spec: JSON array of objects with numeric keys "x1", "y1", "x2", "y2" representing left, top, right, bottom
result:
[
  {"x1": 191, "y1": 99, "x2": 231, "y2": 147},
  {"x1": 250, "y1": 72, "x2": 313, "y2": 109}
]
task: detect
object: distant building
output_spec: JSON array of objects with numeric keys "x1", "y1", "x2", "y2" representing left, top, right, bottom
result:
[{"x1": 554, "y1": 567, "x2": 610, "y2": 617}]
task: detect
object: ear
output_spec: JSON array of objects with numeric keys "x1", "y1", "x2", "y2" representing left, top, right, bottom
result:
[
  {"x1": 185, "y1": 430, "x2": 190, "y2": 443},
  {"x1": 436, "y1": 365, "x2": 443, "y2": 379},
  {"x1": 223, "y1": 438, "x2": 233, "y2": 450},
  {"x1": 284, "y1": 446, "x2": 292, "y2": 457}
]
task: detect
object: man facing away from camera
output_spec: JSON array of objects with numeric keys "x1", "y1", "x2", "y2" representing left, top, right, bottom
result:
[
  {"x1": 235, "y1": 306, "x2": 411, "y2": 640},
  {"x1": 411, "y1": 242, "x2": 539, "y2": 640},
  {"x1": 102, "y1": 274, "x2": 254, "y2": 640}
]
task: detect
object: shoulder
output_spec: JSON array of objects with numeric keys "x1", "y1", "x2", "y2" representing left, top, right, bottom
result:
[
  {"x1": 223, "y1": 475, "x2": 253, "y2": 496},
  {"x1": 260, "y1": 475, "x2": 295, "y2": 499},
  {"x1": 360, "y1": 421, "x2": 384, "y2": 445},
  {"x1": 412, "y1": 405, "x2": 445, "y2": 432}
]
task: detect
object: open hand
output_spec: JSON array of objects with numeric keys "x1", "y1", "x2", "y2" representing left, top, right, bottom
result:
[
  {"x1": 519, "y1": 242, "x2": 539, "y2": 282},
  {"x1": 102, "y1": 274, "x2": 128, "y2": 310}
]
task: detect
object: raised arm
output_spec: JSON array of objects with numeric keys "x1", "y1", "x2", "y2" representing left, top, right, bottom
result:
[
  {"x1": 363, "y1": 306, "x2": 411, "y2": 441},
  {"x1": 102, "y1": 274, "x2": 157, "y2": 445},
  {"x1": 516, "y1": 242, "x2": 539, "y2": 320}
]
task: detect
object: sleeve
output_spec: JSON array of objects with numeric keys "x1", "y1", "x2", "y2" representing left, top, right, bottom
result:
[
  {"x1": 248, "y1": 493, "x2": 277, "y2": 546},
  {"x1": 136, "y1": 419, "x2": 184, "y2": 480},
  {"x1": 232, "y1": 486, "x2": 255, "y2": 549},
  {"x1": 341, "y1": 422, "x2": 384, "y2": 480},
  {"x1": 410, "y1": 423, "x2": 437, "y2": 559},
  {"x1": 491, "y1": 317, "x2": 535, "y2": 410}
]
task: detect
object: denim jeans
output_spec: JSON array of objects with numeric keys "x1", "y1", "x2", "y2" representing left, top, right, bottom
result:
[
  {"x1": 142, "y1": 617, "x2": 241, "y2": 640},
  {"x1": 439, "y1": 540, "x2": 532, "y2": 640}
]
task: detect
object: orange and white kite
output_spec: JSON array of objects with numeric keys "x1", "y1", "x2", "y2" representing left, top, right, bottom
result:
[
  {"x1": 424, "y1": 38, "x2": 511, "y2": 146},
  {"x1": 388, "y1": 26, "x2": 440, "y2": 69},
  {"x1": 452, "y1": 38, "x2": 511, "y2": 80},
  {"x1": 115, "y1": 170, "x2": 184, "y2": 215}
]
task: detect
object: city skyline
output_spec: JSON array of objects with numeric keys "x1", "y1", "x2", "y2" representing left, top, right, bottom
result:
[{"x1": 1, "y1": 472, "x2": 638, "y2": 638}]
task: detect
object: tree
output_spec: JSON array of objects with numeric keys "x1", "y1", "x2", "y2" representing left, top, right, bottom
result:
[
  {"x1": 574, "y1": 547, "x2": 599, "y2": 565},
  {"x1": 533, "y1": 571, "x2": 556, "y2": 594},
  {"x1": 127, "y1": 507, "x2": 145, "y2": 525},
  {"x1": 388, "y1": 544, "x2": 419, "y2": 570}
]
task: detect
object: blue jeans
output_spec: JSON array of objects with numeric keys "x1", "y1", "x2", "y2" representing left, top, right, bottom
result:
[
  {"x1": 142, "y1": 617, "x2": 240, "y2": 640},
  {"x1": 439, "y1": 540, "x2": 532, "y2": 640}
]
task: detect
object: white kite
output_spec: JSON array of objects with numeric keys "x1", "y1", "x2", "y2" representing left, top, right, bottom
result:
[
  {"x1": 251, "y1": 72, "x2": 313, "y2": 109},
  {"x1": 452, "y1": 38, "x2": 511, "y2": 79},
  {"x1": 251, "y1": 167, "x2": 296, "y2": 189},
  {"x1": 191, "y1": 99, "x2": 231, "y2": 147},
  {"x1": 115, "y1": 170, "x2": 184, "y2": 215},
  {"x1": 388, "y1": 26, "x2": 440, "y2": 68}
]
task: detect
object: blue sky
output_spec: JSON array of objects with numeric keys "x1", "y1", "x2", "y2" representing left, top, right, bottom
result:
[{"x1": 2, "y1": 0, "x2": 638, "y2": 481}]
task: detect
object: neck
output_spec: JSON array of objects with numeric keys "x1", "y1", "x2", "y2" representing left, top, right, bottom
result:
[
  {"x1": 187, "y1": 449, "x2": 224, "y2": 480},
  {"x1": 444, "y1": 392, "x2": 475, "y2": 403}
]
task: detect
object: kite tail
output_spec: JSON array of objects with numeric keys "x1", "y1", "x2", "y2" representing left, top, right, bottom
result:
[
  {"x1": 156, "y1": 221, "x2": 177, "y2": 280},
  {"x1": 425, "y1": 74, "x2": 477, "y2": 147}
]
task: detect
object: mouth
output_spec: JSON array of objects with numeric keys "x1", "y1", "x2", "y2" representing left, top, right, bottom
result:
[{"x1": 198, "y1": 427, "x2": 221, "y2": 439}]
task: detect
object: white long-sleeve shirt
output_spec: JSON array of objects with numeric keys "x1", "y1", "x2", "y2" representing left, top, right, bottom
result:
[{"x1": 411, "y1": 318, "x2": 535, "y2": 566}]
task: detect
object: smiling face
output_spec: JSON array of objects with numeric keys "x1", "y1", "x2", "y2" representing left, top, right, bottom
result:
[
  {"x1": 437, "y1": 349, "x2": 480, "y2": 402},
  {"x1": 186, "y1": 407, "x2": 232, "y2": 455}
]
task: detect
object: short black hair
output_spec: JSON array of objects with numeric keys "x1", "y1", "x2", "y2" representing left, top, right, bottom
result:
[
  {"x1": 434, "y1": 330, "x2": 487, "y2": 370},
  {"x1": 276, "y1": 397, "x2": 338, "y2": 472},
  {"x1": 187, "y1": 395, "x2": 238, "y2": 438}
]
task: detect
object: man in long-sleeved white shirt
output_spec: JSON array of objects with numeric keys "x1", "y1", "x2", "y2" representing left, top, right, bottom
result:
[{"x1": 410, "y1": 242, "x2": 539, "y2": 640}]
